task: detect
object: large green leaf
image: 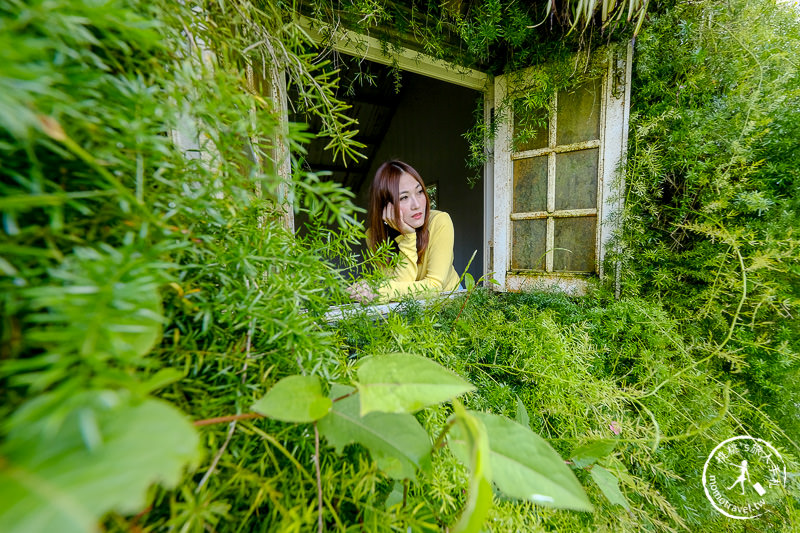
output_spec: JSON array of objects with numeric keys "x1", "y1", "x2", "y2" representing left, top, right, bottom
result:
[
  {"x1": 356, "y1": 353, "x2": 475, "y2": 415},
  {"x1": 251, "y1": 375, "x2": 332, "y2": 423},
  {"x1": 318, "y1": 385, "x2": 431, "y2": 480},
  {"x1": 569, "y1": 439, "x2": 617, "y2": 468},
  {"x1": 0, "y1": 391, "x2": 202, "y2": 533},
  {"x1": 452, "y1": 411, "x2": 593, "y2": 512},
  {"x1": 450, "y1": 401, "x2": 493, "y2": 533},
  {"x1": 589, "y1": 465, "x2": 630, "y2": 510}
]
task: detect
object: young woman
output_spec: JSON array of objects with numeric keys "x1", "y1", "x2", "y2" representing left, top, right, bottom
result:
[{"x1": 347, "y1": 160, "x2": 460, "y2": 303}]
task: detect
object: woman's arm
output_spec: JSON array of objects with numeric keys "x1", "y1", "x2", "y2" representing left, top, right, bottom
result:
[{"x1": 377, "y1": 211, "x2": 456, "y2": 300}]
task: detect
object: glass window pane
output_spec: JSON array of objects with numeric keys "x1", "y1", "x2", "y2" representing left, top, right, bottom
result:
[
  {"x1": 513, "y1": 101, "x2": 548, "y2": 152},
  {"x1": 513, "y1": 156, "x2": 547, "y2": 213},
  {"x1": 556, "y1": 79, "x2": 601, "y2": 145},
  {"x1": 555, "y1": 148, "x2": 598, "y2": 210},
  {"x1": 511, "y1": 219, "x2": 546, "y2": 271},
  {"x1": 553, "y1": 217, "x2": 596, "y2": 272}
]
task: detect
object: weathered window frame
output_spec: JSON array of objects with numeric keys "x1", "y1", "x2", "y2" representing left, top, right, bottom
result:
[{"x1": 491, "y1": 43, "x2": 633, "y2": 295}]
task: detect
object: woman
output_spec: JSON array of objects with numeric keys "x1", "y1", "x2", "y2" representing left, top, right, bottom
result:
[{"x1": 347, "y1": 160, "x2": 460, "y2": 303}]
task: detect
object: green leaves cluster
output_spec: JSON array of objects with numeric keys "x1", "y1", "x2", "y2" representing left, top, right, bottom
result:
[
  {"x1": 334, "y1": 288, "x2": 800, "y2": 530},
  {"x1": 616, "y1": 0, "x2": 800, "y2": 442},
  {"x1": 304, "y1": 0, "x2": 641, "y2": 74},
  {"x1": 251, "y1": 352, "x2": 592, "y2": 531},
  {"x1": 0, "y1": 0, "x2": 365, "y2": 530}
]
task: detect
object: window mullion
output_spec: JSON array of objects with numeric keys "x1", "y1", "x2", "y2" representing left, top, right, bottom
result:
[{"x1": 546, "y1": 94, "x2": 557, "y2": 272}]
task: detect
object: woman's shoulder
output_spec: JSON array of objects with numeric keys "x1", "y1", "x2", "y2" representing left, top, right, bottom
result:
[
  {"x1": 428, "y1": 210, "x2": 453, "y2": 230},
  {"x1": 429, "y1": 209, "x2": 451, "y2": 223}
]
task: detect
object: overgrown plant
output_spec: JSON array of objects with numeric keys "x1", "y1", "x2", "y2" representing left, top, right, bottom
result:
[
  {"x1": 0, "y1": 0, "x2": 361, "y2": 529},
  {"x1": 614, "y1": 0, "x2": 800, "y2": 442},
  {"x1": 3, "y1": 0, "x2": 799, "y2": 532}
]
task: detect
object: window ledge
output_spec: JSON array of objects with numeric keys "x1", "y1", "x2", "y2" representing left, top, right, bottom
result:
[
  {"x1": 504, "y1": 273, "x2": 591, "y2": 296},
  {"x1": 323, "y1": 288, "x2": 468, "y2": 323}
]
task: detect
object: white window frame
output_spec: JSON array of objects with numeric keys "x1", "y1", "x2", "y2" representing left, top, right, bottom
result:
[{"x1": 491, "y1": 42, "x2": 633, "y2": 295}]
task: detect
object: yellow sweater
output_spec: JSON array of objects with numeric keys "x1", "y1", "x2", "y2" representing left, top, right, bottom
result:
[{"x1": 378, "y1": 210, "x2": 460, "y2": 301}]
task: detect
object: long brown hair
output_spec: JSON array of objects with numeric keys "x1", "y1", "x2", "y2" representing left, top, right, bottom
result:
[{"x1": 366, "y1": 160, "x2": 430, "y2": 264}]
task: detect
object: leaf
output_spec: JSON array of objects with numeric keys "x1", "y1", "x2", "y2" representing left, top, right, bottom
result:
[
  {"x1": 385, "y1": 480, "x2": 404, "y2": 509},
  {"x1": 515, "y1": 395, "x2": 530, "y2": 428},
  {"x1": 318, "y1": 385, "x2": 431, "y2": 480},
  {"x1": 356, "y1": 353, "x2": 475, "y2": 415},
  {"x1": 0, "y1": 391, "x2": 202, "y2": 533},
  {"x1": 456, "y1": 476, "x2": 493, "y2": 533},
  {"x1": 464, "y1": 273, "x2": 475, "y2": 292},
  {"x1": 449, "y1": 402, "x2": 493, "y2": 533},
  {"x1": 569, "y1": 439, "x2": 617, "y2": 468},
  {"x1": 590, "y1": 465, "x2": 630, "y2": 510},
  {"x1": 139, "y1": 368, "x2": 184, "y2": 394},
  {"x1": 251, "y1": 375, "x2": 332, "y2": 423},
  {"x1": 454, "y1": 411, "x2": 593, "y2": 512}
]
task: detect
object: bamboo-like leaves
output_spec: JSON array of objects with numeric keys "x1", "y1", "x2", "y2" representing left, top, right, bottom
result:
[{"x1": 356, "y1": 353, "x2": 475, "y2": 415}]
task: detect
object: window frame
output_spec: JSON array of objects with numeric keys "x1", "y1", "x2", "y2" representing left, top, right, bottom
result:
[{"x1": 490, "y1": 43, "x2": 633, "y2": 295}]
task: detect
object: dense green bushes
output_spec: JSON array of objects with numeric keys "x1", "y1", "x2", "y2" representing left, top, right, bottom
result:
[
  {"x1": 617, "y1": 0, "x2": 800, "y2": 447},
  {"x1": 0, "y1": 0, "x2": 355, "y2": 530},
  {"x1": 2, "y1": 0, "x2": 799, "y2": 531}
]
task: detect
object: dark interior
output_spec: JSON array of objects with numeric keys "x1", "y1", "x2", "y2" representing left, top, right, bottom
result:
[{"x1": 291, "y1": 55, "x2": 484, "y2": 283}]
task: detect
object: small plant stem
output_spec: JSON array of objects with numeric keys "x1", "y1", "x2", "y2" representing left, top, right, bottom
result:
[
  {"x1": 196, "y1": 421, "x2": 236, "y2": 491},
  {"x1": 635, "y1": 242, "x2": 747, "y2": 400},
  {"x1": 243, "y1": 423, "x2": 345, "y2": 530},
  {"x1": 451, "y1": 290, "x2": 473, "y2": 328},
  {"x1": 332, "y1": 390, "x2": 357, "y2": 403},
  {"x1": 193, "y1": 413, "x2": 262, "y2": 427},
  {"x1": 314, "y1": 421, "x2": 324, "y2": 533},
  {"x1": 716, "y1": 245, "x2": 747, "y2": 354},
  {"x1": 450, "y1": 250, "x2": 477, "y2": 329},
  {"x1": 630, "y1": 398, "x2": 661, "y2": 451},
  {"x1": 432, "y1": 418, "x2": 456, "y2": 450},
  {"x1": 196, "y1": 321, "x2": 256, "y2": 491}
]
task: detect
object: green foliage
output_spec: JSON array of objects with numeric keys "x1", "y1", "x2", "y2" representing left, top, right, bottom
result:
[
  {"x1": 252, "y1": 354, "x2": 592, "y2": 529},
  {"x1": 589, "y1": 464, "x2": 630, "y2": 510},
  {"x1": 1, "y1": 0, "x2": 361, "y2": 529},
  {"x1": 4, "y1": 0, "x2": 799, "y2": 532},
  {"x1": 252, "y1": 375, "x2": 332, "y2": 423},
  {"x1": 451, "y1": 411, "x2": 594, "y2": 511},
  {"x1": 318, "y1": 384, "x2": 431, "y2": 481},
  {"x1": 616, "y1": 0, "x2": 800, "y2": 444},
  {"x1": 356, "y1": 352, "x2": 475, "y2": 414},
  {"x1": 0, "y1": 391, "x2": 201, "y2": 533},
  {"x1": 331, "y1": 290, "x2": 800, "y2": 531},
  {"x1": 449, "y1": 401, "x2": 493, "y2": 533}
]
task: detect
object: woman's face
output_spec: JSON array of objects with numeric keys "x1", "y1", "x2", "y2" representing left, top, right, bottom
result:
[{"x1": 395, "y1": 172, "x2": 427, "y2": 230}]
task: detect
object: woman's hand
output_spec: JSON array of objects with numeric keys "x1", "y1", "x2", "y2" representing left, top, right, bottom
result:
[
  {"x1": 382, "y1": 202, "x2": 415, "y2": 235},
  {"x1": 346, "y1": 280, "x2": 378, "y2": 304}
]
